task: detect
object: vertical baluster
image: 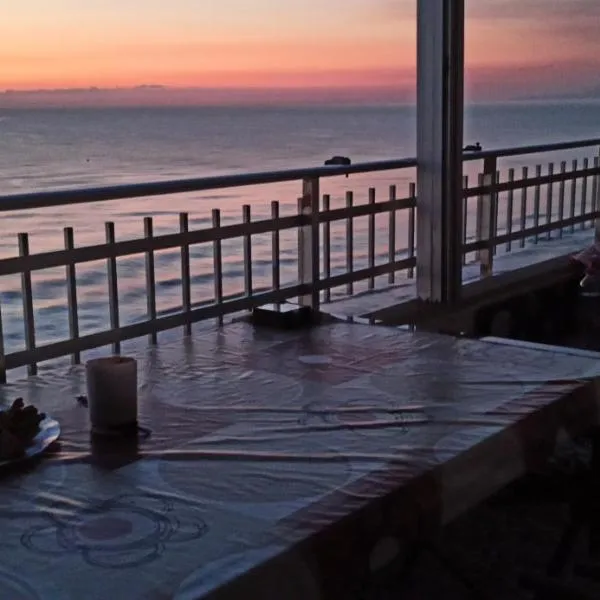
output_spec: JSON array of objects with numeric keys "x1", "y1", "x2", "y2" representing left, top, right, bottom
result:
[
  {"x1": 63, "y1": 227, "x2": 80, "y2": 364},
  {"x1": 322, "y1": 195, "x2": 331, "y2": 302},
  {"x1": 570, "y1": 159, "x2": 578, "y2": 233},
  {"x1": 388, "y1": 185, "x2": 396, "y2": 284},
  {"x1": 18, "y1": 234, "x2": 36, "y2": 374},
  {"x1": 345, "y1": 191, "x2": 354, "y2": 295},
  {"x1": 519, "y1": 166, "x2": 528, "y2": 248},
  {"x1": 0, "y1": 302, "x2": 5, "y2": 383},
  {"x1": 105, "y1": 223, "x2": 120, "y2": 355},
  {"x1": 179, "y1": 213, "x2": 192, "y2": 335},
  {"x1": 367, "y1": 188, "x2": 376, "y2": 290},
  {"x1": 593, "y1": 156, "x2": 600, "y2": 241},
  {"x1": 144, "y1": 217, "x2": 157, "y2": 344},
  {"x1": 505, "y1": 169, "x2": 514, "y2": 252},
  {"x1": 532, "y1": 164, "x2": 542, "y2": 243},
  {"x1": 18, "y1": 233, "x2": 37, "y2": 375},
  {"x1": 545, "y1": 162, "x2": 554, "y2": 240},
  {"x1": 271, "y1": 201, "x2": 281, "y2": 301},
  {"x1": 492, "y1": 171, "x2": 500, "y2": 256},
  {"x1": 408, "y1": 182, "x2": 416, "y2": 279},
  {"x1": 591, "y1": 156, "x2": 599, "y2": 233},
  {"x1": 581, "y1": 157, "x2": 589, "y2": 230},
  {"x1": 242, "y1": 205, "x2": 252, "y2": 298},
  {"x1": 476, "y1": 172, "x2": 484, "y2": 254},
  {"x1": 557, "y1": 162, "x2": 566, "y2": 239},
  {"x1": 462, "y1": 175, "x2": 468, "y2": 264},
  {"x1": 212, "y1": 209, "x2": 224, "y2": 325}
]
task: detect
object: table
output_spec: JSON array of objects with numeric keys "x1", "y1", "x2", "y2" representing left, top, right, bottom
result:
[{"x1": 1, "y1": 322, "x2": 599, "y2": 600}]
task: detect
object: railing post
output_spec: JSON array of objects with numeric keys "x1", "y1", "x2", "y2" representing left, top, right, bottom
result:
[
  {"x1": 298, "y1": 177, "x2": 320, "y2": 310},
  {"x1": 476, "y1": 156, "x2": 497, "y2": 276}
]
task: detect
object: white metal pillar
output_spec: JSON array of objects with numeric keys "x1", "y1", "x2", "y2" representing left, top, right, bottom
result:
[{"x1": 416, "y1": 0, "x2": 465, "y2": 304}]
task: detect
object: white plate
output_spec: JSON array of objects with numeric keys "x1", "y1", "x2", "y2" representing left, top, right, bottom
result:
[{"x1": 0, "y1": 416, "x2": 60, "y2": 468}]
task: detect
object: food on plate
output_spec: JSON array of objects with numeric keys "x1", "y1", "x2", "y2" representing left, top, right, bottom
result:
[{"x1": 0, "y1": 398, "x2": 46, "y2": 460}]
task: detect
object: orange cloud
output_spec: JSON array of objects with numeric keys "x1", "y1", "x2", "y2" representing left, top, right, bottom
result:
[{"x1": 1, "y1": 35, "x2": 411, "y2": 90}]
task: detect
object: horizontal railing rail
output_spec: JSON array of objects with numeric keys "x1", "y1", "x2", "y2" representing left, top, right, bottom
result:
[
  {"x1": 0, "y1": 215, "x2": 305, "y2": 276},
  {"x1": 464, "y1": 212, "x2": 600, "y2": 253},
  {"x1": 1, "y1": 136, "x2": 599, "y2": 212},
  {"x1": 465, "y1": 164, "x2": 600, "y2": 198},
  {"x1": 0, "y1": 137, "x2": 599, "y2": 380},
  {"x1": 463, "y1": 137, "x2": 600, "y2": 162},
  {"x1": 0, "y1": 158, "x2": 418, "y2": 213}
]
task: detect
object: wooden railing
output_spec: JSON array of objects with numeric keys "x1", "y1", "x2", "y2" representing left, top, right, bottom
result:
[
  {"x1": 466, "y1": 148, "x2": 600, "y2": 274},
  {"x1": 0, "y1": 138, "x2": 599, "y2": 380}
]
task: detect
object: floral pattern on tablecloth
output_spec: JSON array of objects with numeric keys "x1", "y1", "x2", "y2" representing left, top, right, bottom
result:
[{"x1": 0, "y1": 322, "x2": 599, "y2": 599}]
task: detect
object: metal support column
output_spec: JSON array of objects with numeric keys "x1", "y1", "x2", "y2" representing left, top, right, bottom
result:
[{"x1": 416, "y1": 0, "x2": 465, "y2": 304}]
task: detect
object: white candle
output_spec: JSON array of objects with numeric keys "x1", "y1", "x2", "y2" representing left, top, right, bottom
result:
[{"x1": 86, "y1": 356, "x2": 138, "y2": 432}]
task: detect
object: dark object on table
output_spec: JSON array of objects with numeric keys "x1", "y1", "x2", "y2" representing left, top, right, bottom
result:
[
  {"x1": 463, "y1": 142, "x2": 482, "y2": 152},
  {"x1": 252, "y1": 303, "x2": 317, "y2": 330},
  {"x1": 0, "y1": 398, "x2": 47, "y2": 460},
  {"x1": 90, "y1": 420, "x2": 151, "y2": 440}
]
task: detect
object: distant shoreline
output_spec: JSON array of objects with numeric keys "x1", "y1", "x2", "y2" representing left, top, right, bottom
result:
[
  {"x1": 2, "y1": 99, "x2": 600, "y2": 112},
  {"x1": 2, "y1": 84, "x2": 599, "y2": 110}
]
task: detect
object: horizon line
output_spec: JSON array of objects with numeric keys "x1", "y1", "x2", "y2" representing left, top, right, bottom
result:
[
  {"x1": 3, "y1": 84, "x2": 406, "y2": 94},
  {"x1": 1, "y1": 84, "x2": 599, "y2": 109}
]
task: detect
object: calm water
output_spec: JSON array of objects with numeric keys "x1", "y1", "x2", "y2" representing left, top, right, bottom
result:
[{"x1": 0, "y1": 102, "x2": 599, "y2": 352}]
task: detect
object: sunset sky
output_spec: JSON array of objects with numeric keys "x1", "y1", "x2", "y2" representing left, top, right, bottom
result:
[{"x1": 1, "y1": 0, "x2": 599, "y2": 104}]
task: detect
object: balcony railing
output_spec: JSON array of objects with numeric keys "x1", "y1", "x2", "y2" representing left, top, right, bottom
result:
[{"x1": 0, "y1": 138, "x2": 599, "y2": 380}]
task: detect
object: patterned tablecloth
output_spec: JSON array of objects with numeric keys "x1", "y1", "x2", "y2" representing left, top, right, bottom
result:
[{"x1": 1, "y1": 322, "x2": 600, "y2": 600}]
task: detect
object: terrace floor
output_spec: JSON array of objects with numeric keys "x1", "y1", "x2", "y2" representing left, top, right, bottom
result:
[{"x1": 322, "y1": 228, "x2": 593, "y2": 321}]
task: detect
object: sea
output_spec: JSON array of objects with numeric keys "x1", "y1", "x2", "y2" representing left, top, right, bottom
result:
[{"x1": 1, "y1": 101, "x2": 599, "y2": 354}]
